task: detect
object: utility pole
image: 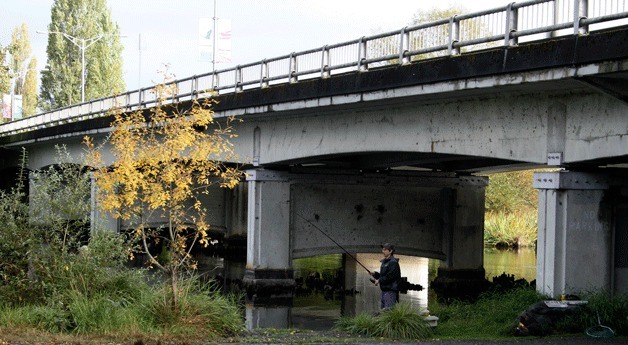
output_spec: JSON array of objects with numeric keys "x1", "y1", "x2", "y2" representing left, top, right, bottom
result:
[{"x1": 212, "y1": 0, "x2": 217, "y2": 72}]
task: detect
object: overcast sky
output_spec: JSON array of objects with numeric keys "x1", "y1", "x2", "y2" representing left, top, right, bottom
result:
[{"x1": 1, "y1": 0, "x2": 511, "y2": 91}]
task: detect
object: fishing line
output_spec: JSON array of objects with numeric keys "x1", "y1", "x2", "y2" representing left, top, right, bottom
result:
[{"x1": 295, "y1": 213, "x2": 373, "y2": 275}]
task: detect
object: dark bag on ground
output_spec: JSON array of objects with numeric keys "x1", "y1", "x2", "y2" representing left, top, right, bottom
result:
[{"x1": 514, "y1": 300, "x2": 584, "y2": 336}]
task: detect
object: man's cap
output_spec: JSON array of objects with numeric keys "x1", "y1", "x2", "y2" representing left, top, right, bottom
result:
[{"x1": 381, "y1": 243, "x2": 395, "y2": 251}]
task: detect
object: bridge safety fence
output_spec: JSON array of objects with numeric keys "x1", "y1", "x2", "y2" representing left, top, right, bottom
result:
[{"x1": 1, "y1": 0, "x2": 626, "y2": 137}]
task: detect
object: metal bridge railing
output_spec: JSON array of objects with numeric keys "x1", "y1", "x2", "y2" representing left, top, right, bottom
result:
[{"x1": 1, "y1": 0, "x2": 626, "y2": 138}]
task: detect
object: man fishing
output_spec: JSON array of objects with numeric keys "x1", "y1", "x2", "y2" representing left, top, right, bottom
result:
[{"x1": 371, "y1": 243, "x2": 401, "y2": 309}]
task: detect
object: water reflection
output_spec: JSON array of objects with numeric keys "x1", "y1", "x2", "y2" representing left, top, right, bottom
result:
[
  {"x1": 291, "y1": 253, "x2": 430, "y2": 329},
  {"x1": 484, "y1": 247, "x2": 536, "y2": 282},
  {"x1": 197, "y1": 248, "x2": 535, "y2": 330}
]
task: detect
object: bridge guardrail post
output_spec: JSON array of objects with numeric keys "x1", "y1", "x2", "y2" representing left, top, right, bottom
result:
[
  {"x1": 211, "y1": 70, "x2": 219, "y2": 92},
  {"x1": 505, "y1": 2, "x2": 519, "y2": 46},
  {"x1": 448, "y1": 16, "x2": 460, "y2": 55},
  {"x1": 399, "y1": 27, "x2": 410, "y2": 64},
  {"x1": 192, "y1": 76, "x2": 198, "y2": 101},
  {"x1": 357, "y1": 36, "x2": 367, "y2": 71},
  {"x1": 138, "y1": 88, "x2": 144, "y2": 109},
  {"x1": 260, "y1": 59, "x2": 269, "y2": 88},
  {"x1": 574, "y1": 0, "x2": 589, "y2": 35},
  {"x1": 289, "y1": 52, "x2": 298, "y2": 83},
  {"x1": 321, "y1": 45, "x2": 330, "y2": 78},
  {"x1": 235, "y1": 65, "x2": 243, "y2": 92}
]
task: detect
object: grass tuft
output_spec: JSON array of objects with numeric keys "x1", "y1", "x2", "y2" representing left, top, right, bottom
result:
[
  {"x1": 336, "y1": 303, "x2": 433, "y2": 340},
  {"x1": 335, "y1": 313, "x2": 376, "y2": 336}
]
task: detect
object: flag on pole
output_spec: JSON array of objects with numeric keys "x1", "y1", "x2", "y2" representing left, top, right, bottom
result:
[
  {"x1": 198, "y1": 18, "x2": 231, "y2": 63},
  {"x1": 215, "y1": 19, "x2": 231, "y2": 63},
  {"x1": 198, "y1": 17, "x2": 213, "y2": 61}
]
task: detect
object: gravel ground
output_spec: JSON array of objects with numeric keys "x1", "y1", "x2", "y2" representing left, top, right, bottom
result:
[
  {"x1": 220, "y1": 329, "x2": 628, "y2": 345},
  {"x1": 1, "y1": 330, "x2": 626, "y2": 345}
]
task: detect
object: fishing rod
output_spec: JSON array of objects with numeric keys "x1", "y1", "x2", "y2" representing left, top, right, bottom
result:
[{"x1": 295, "y1": 213, "x2": 374, "y2": 276}]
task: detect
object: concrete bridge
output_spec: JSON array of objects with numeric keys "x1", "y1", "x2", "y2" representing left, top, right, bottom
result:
[{"x1": 1, "y1": 0, "x2": 627, "y2": 299}]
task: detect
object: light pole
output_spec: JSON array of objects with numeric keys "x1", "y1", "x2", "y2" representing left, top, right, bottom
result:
[{"x1": 37, "y1": 30, "x2": 125, "y2": 103}]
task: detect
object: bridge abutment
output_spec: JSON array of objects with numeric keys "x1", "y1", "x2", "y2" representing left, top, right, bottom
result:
[{"x1": 534, "y1": 170, "x2": 628, "y2": 297}]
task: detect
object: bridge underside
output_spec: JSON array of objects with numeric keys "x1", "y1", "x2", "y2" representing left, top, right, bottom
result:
[
  {"x1": 0, "y1": 26, "x2": 626, "y2": 301},
  {"x1": 265, "y1": 152, "x2": 535, "y2": 173}
]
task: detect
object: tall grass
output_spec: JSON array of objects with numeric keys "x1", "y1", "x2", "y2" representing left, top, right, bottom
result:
[
  {"x1": 484, "y1": 210, "x2": 537, "y2": 248},
  {"x1": 431, "y1": 286, "x2": 543, "y2": 339},
  {"x1": 556, "y1": 292, "x2": 628, "y2": 335},
  {"x1": 0, "y1": 275, "x2": 244, "y2": 340},
  {"x1": 336, "y1": 303, "x2": 433, "y2": 340},
  {"x1": 139, "y1": 276, "x2": 244, "y2": 337}
]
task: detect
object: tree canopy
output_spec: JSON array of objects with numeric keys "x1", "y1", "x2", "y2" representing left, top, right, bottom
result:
[
  {"x1": 0, "y1": 45, "x2": 11, "y2": 95},
  {"x1": 10, "y1": 23, "x2": 32, "y2": 96},
  {"x1": 22, "y1": 57, "x2": 38, "y2": 116},
  {"x1": 39, "y1": 0, "x2": 125, "y2": 110}
]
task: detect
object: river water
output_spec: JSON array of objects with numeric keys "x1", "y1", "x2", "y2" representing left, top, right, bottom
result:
[{"x1": 198, "y1": 247, "x2": 536, "y2": 330}]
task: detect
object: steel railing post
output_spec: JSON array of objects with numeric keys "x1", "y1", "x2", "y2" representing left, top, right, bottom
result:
[
  {"x1": 574, "y1": 0, "x2": 589, "y2": 35},
  {"x1": 321, "y1": 45, "x2": 330, "y2": 78},
  {"x1": 260, "y1": 59, "x2": 269, "y2": 88},
  {"x1": 212, "y1": 70, "x2": 219, "y2": 92},
  {"x1": 399, "y1": 27, "x2": 410, "y2": 64},
  {"x1": 505, "y1": 2, "x2": 519, "y2": 46},
  {"x1": 357, "y1": 37, "x2": 367, "y2": 71},
  {"x1": 235, "y1": 65, "x2": 243, "y2": 92},
  {"x1": 289, "y1": 52, "x2": 298, "y2": 83},
  {"x1": 448, "y1": 16, "x2": 460, "y2": 55}
]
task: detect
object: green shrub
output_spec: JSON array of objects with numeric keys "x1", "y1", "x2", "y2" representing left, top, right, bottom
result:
[{"x1": 50, "y1": 231, "x2": 146, "y2": 304}]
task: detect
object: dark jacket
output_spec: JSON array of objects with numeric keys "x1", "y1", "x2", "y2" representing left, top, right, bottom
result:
[{"x1": 378, "y1": 255, "x2": 401, "y2": 292}]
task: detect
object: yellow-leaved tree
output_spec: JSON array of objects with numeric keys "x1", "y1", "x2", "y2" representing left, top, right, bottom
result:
[{"x1": 85, "y1": 76, "x2": 243, "y2": 311}]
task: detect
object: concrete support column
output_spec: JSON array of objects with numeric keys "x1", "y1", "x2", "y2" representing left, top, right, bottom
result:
[
  {"x1": 243, "y1": 169, "x2": 295, "y2": 300},
  {"x1": 433, "y1": 177, "x2": 489, "y2": 300},
  {"x1": 534, "y1": 171, "x2": 612, "y2": 297},
  {"x1": 90, "y1": 172, "x2": 119, "y2": 233},
  {"x1": 224, "y1": 183, "x2": 248, "y2": 259}
]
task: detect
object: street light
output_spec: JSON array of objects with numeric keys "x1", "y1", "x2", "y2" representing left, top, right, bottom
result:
[{"x1": 37, "y1": 30, "x2": 125, "y2": 103}]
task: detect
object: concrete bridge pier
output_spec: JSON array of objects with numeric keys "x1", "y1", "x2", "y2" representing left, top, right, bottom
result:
[
  {"x1": 89, "y1": 172, "x2": 119, "y2": 234},
  {"x1": 431, "y1": 180, "x2": 489, "y2": 300},
  {"x1": 534, "y1": 170, "x2": 628, "y2": 297},
  {"x1": 243, "y1": 169, "x2": 295, "y2": 301}
]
